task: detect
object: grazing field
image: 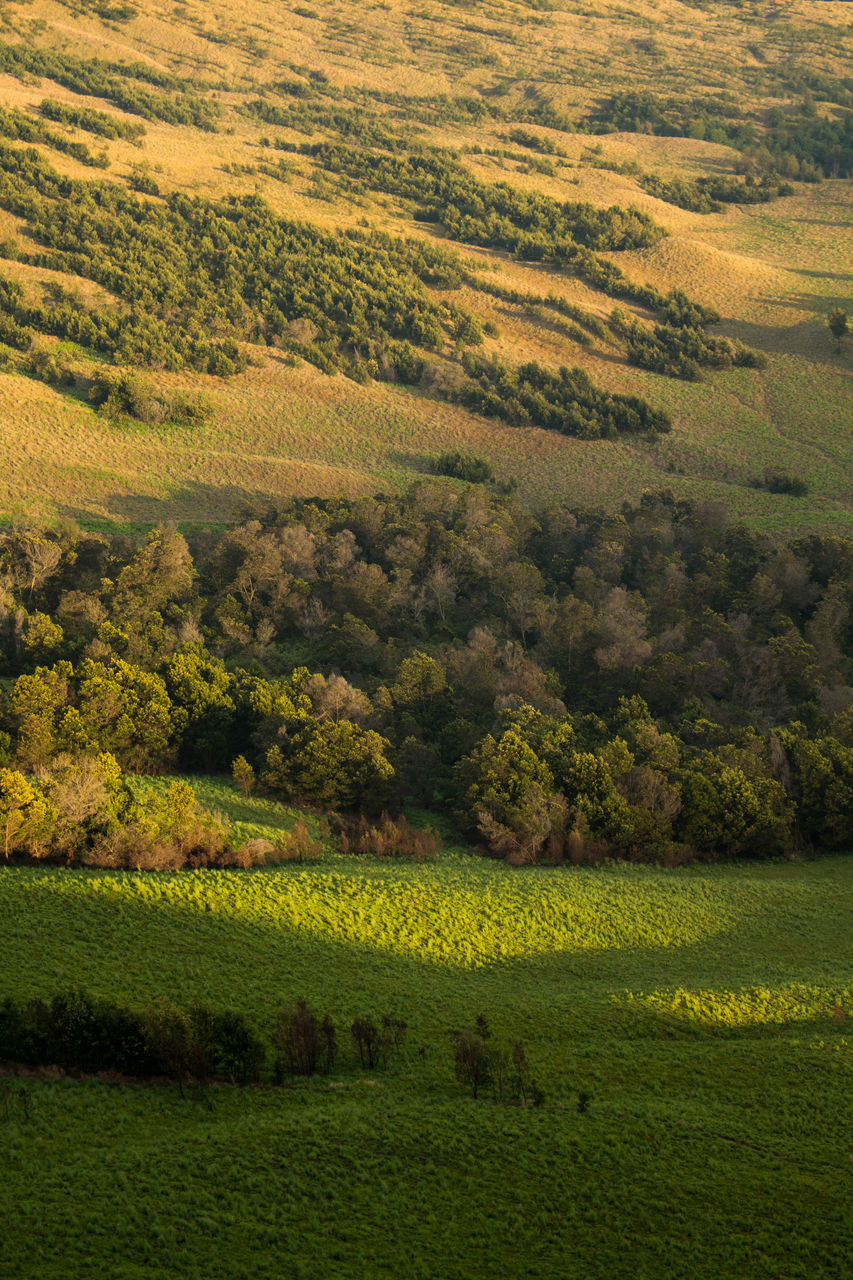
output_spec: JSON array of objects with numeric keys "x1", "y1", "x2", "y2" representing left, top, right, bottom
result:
[
  {"x1": 1, "y1": 794, "x2": 850, "y2": 1279},
  {"x1": 0, "y1": 0, "x2": 850, "y2": 532}
]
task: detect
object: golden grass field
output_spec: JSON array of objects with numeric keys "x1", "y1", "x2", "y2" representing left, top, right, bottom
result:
[{"x1": 0, "y1": 0, "x2": 851, "y2": 531}]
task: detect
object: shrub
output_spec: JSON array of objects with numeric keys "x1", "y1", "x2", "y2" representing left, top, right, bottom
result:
[{"x1": 334, "y1": 813, "x2": 440, "y2": 861}]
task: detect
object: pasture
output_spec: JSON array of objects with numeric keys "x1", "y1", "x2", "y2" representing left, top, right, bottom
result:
[{"x1": 1, "y1": 800, "x2": 850, "y2": 1278}]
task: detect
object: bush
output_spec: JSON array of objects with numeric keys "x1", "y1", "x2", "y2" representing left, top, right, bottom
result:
[
  {"x1": 433, "y1": 452, "x2": 494, "y2": 484},
  {"x1": 334, "y1": 813, "x2": 440, "y2": 861}
]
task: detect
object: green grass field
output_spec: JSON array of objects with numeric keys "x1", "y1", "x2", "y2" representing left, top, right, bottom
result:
[{"x1": 1, "y1": 783, "x2": 850, "y2": 1279}]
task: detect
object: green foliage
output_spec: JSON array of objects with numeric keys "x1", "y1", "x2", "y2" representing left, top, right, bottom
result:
[
  {"x1": 750, "y1": 471, "x2": 810, "y2": 498},
  {"x1": 38, "y1": 99, "x2": 146, "y2": 143},
  {"x1": 828, "y1": 307, "x2": 848, "y2": 350},
  {"x1": 0, "y1": 40, "x2": 219, "y2": 130},
  {"x1": 591, "y1": 89, "x2": 853, "y2": 179},
  {"x1": 639, "y1": 172, "x2": 793, "y2": 213},
  {"x1": 612, "y1": 312, "x2": 766, "y2": 382},
  {"x1": 0, "y1": 105, "x2": 108, "y2": 168},
  {"x1": 433, "y1": 452, "x2": 494, "y2": 483},
  {"x1": 0, "y1": 145, "x2": 479, "y2": 378},
  {"x1": 452, "y1": 353, "x2": 671, "y2": 436},
  {"x1": 88, "y1": 368, "x2": 211, "y2": 428},
  {"x1": 308, "y1": 143, "x2": 662, "y2": 253}
]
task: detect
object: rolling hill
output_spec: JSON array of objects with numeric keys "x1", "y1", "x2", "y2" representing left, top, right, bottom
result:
[{"x1": 0, "y1": 0, "x2": 850, "y2": 531}]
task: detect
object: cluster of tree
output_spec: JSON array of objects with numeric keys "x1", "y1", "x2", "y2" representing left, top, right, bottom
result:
[
  {"x1": 638, "y1": 173, "x2": 793, "y2": 214},
  {"x1": 0, "y1": 106, "x2": 108, "y2": 168},
  {"x1": 612, "y1": 312, "x2": 765, "y2": 382},
  {"x1": 0, "y1": 40, "x2": 219, "y2": 131},
  {"x1": 0, "y1": 489, "x2": 852, "y2": 862},
  {"x1": 0, "y1": 991, "x2": 409, "y2": 1091},
  {"x1": 457, "y1": 702, "x2": 853, "y2": 864},
  {"x1": 589, "y1": 89, "x2": 752, "y2": 145},
  {"x1": 590, "y1": 89, "x2": 853, "y2": 180},
  {"x1": 0, "y1": 144, "x2": 479, "y2": 378},
  {"x1": 88, "y1": 368, "x2": 212, "y2": 428},
  {"x1": 507, "y1": 128, "x2": 564, "y2": 156},
  {"x1": 454, "y1": 1014, "x2": 542, "y2": 1103},
  {"x1": 302, "y1": 142, "x2": 663, "y2": 256},
  {"x1": 38, "y1": 98, "x2": 146, "y2": 143},
  {"x1": 0, "y1": 753, "x2": 324, "y2": 869},
  {"x1": 432, "y1": 452, "x2": 496, "y2": 484},
  {"x1": 247, "y1": 97, "x2": 405, "y2": 152},
  {"x1": 768, "y1": 67, "x2": 853, "y2": 111},
  {"x1": 750, "y1": 472, "x2": 810, "y2": 499},
  {"x1": 0, "y1": 990, "x2": 265, "y2": 1090},
  {"x1": 291, "y1": 138, "x2": 725, "y2": 333},
  {"x1": 449, "y1": 354, "x2": 672, "y2": 437},
  {"x1": 73, "y1": 1, "x2": 138, "y2": 21},
  {"x1": 273, "y1": 999, "x2": 408, "y2": 1076},
  {"x1": 21, "y1": 338, "x2": 77, "y2": 390}
]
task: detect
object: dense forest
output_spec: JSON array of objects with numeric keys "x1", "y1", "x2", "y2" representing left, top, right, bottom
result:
[{"x1": 1, "y1": 486, "x2": 851, "y2": 867}]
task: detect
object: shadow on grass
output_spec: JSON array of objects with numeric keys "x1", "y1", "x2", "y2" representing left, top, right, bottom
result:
[
  {"x1": 1, "y1": 859, "x2": 848, "y2": 1047},
  {"x1": 718, "y1": 311, "x2": 853, "y2": 365},
  {"x1": 386, "y1": 449, "x2": 441, "y2": 474},
  {"x1": 58, "y1": 480, "x2": 288, "y2": 528}
]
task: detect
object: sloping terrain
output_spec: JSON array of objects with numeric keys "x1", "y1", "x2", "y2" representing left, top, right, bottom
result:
[{"x1": 0, "y1": 0, "x2": 850, "y2": 530}]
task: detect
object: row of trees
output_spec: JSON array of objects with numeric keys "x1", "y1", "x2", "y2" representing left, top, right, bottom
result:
[
  {"x1": 612, "y1": 312, "x2": 765, "y2": 382},
  {"x1": 0, "y1": 990, "x2": 540, "y2": 1104},
  {"x1": 0, "y1": 990, "x2": 265, "y2": 1090},
  {"x1": 0, "y1": 105, "x2": 108, "y2": 168},
  {"x1": 638, "y1": 173, "x2": 793, "y2": 216},
  {"x1": 38, "y1": 98, "x2": 146, "y2": 143},
  {"x1": 0, "y1": 38, "x2": 219, "y2": 130}
]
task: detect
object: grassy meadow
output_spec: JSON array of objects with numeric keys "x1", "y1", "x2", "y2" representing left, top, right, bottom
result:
[
  {"x1": 1, "y1": 3, "x2": 852, "y2": 1272},
  {"x1": 1, "y1": 784, "x2": 851, "y2": 1279},
  {"x1": 0, "y1": 0, "x2": 850, "y2": 532}
]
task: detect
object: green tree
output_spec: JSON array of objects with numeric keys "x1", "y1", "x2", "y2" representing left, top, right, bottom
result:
[
  {"x1": 0, "y1": 769, "x2": 53, "y2": 859},
  {"x1": 164, "y1": 649, "x2": 236, "y2": 770},
  {"x1": 231, "y1": 755, "x2": 256, "y2": 797},
  {"x1": 143, "y1": 998, "x2": 195, "y2": 1095},
  {"x1": 76, "y1": 658, "x2": 174, "y2": 771},
  {"x1": 10, "y1": 662, "x2": 72, "y2": 769},
  {"x1": 454, "y1": 1028, "x2": 491, "y2": 1099},
  {"x1": 274, "y1": 719, "x2": 395, "y2": 810}
]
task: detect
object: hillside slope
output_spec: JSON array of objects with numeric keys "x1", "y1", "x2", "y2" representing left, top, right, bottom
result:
[{"x1": 0, "y1": 0, "x2": 851, "y2": 531}]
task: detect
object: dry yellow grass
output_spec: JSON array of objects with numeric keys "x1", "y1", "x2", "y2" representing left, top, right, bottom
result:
[{"x1": 0, "y1": 0, "x2": 850, "y2": 531}]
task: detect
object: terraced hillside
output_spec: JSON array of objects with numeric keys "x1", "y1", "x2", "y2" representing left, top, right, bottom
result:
[{"x1": 0, "y1": 0, "x2": 850, "y2": 531}]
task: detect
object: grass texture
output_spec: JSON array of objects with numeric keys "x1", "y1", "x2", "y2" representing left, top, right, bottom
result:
[{"x1": 0, "y1": 782, "x2": 850, "y2": 1279}]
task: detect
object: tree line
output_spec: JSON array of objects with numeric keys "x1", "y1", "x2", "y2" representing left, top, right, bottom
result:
[
  {"x1": 0, "y1": 487, "x2": 851, "y2": 863},
  {"x1": 590, "y1": 89, "x2": 853, "y2": 181},
  {"x1": 0, "y1": 990, "x2": 531, "y2": 1103},
  {"x1": 0, "y1": 39, "x2": 219, "y2": 131}
]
